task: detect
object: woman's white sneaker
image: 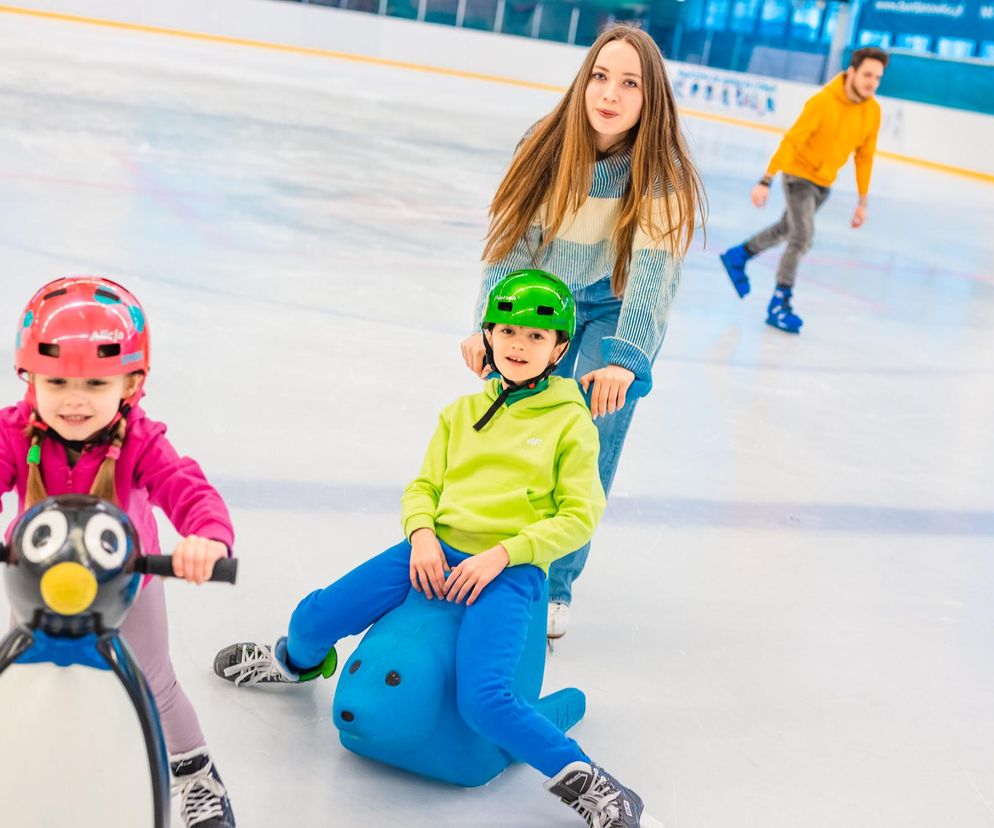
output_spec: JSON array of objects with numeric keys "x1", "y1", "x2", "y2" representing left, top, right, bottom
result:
[{"x1": 547, "y1": 601, "x2": 570, "y2": 639}]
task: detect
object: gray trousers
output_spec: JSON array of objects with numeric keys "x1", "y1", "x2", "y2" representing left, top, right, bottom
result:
[
  {"x1": 121, "y1": 577, "x2": 206, "y2": 755},
  {"x1": 746, "y1": 174, "x2": 831, "y2": 288}
]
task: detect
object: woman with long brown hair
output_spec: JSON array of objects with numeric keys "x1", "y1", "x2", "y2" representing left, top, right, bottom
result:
[{"x1": 461, "y1": 23, "x2": 705, "y2": 639}]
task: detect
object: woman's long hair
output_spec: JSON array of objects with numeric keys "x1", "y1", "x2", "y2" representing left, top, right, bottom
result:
[{"x1": 483, "y1": 24, "x2": 706, "y2": 296}]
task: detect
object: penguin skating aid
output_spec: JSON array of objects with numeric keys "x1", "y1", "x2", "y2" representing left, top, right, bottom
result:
[{"x1": 0, "y1": 495, "x2": 237, "y2": 828}]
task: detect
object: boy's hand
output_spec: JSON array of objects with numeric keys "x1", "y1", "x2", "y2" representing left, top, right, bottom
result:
[
  {"x1": 410, "y1": 528, "x2": 449, "y2": 599},
  {"x1": 171, "y1": 536, "x2": 228, "y2": 584},
  {"x1": 444, "y1": 545, "x2": 509, "y2": 606},
  {"x1": 580, "y1": 365, "x2": 635, "y2": 419}
]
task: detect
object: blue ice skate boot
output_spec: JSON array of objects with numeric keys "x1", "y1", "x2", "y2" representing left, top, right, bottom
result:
[
  {"x1": 719, "y1": 243, "x2": 753, "y2": 298},
  {"x1": 765, "y1": 286, "x2": 803, "y2": 334}
]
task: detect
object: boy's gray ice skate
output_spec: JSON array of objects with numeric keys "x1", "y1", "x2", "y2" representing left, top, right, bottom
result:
[
  {"x1": 546, "y1": 760, "x2": 662, "y2": 827},
  {"x1": 213, "y1": 637, "x2": 337, "y2": 686}
]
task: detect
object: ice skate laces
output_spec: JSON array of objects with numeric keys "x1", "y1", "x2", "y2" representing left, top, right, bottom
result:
[
  {"x1": 222, "y1": 643, "x2": 291, "y2": 686},
  {"x1": 173, "y1": 756, "x2": 226, "y2": 825},
  {"x1": 571, "y1": 766, "x2": 625, "y2": 828}
]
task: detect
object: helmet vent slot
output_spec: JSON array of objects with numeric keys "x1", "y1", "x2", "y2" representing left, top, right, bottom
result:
[
  {"x1": 38, "y1": 343, "x2": 60, "y2": 357},
  {"x1": 94, "y1": 288, "x2": 120, "y2": 302},
  {"x1": 97, "y1": 344, "x2": 121, "y2": 358},
  {"x1": 497, "y1": 301, "x2": 513, "y2": 311},
  {"x1": 42, "y1": 289, "x2": 67, "y2": 301},
  {"x1": 536, "y1": 305, "x2": 554, "y2": 316}
]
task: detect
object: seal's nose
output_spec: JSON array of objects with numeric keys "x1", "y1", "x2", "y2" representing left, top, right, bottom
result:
[{"x1": 340, "y1": 710, "x2": 355, "y2": 723}]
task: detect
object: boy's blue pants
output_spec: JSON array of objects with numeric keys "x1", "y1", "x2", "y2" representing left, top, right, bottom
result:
[{"x1": 286, "y1": 538, "x2": 589, "y2": 778}]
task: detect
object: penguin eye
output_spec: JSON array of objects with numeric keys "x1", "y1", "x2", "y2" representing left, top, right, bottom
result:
[
  {"x1": 385, "y1": 671, "x2": 401, "y2": 687},
  {"x1": 348, "y1": 660, "x2": 361, "y2": 674},
  {"x1": 20, "y1": 511, "x2": 69, "y2": 564},
  {"x1": 83, "y1": 513, "x2": 128, "y2": 570}
]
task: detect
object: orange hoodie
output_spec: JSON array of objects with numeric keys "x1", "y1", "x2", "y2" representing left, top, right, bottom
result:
[{"x1": 766, "y1": 74, "x2": 881, "y2": 196}]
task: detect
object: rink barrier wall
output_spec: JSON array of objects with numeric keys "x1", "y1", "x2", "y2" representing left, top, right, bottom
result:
[{"x1": 1, "y1": 1, "x2": 993, "y2": 183}]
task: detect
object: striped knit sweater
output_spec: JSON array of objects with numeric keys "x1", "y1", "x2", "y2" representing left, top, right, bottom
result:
[{"x1": 475, "y1": 145, "x2": 682, "y2": 392}]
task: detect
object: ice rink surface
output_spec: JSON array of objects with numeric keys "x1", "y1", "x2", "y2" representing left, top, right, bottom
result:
[{"x1": 1, "y1": 9, "x2": 993, "y2": 827}]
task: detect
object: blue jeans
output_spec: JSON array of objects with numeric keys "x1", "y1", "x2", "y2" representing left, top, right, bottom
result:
[
  {"x1": 549, "y1": 278, "x2": 653, "y2": 604},
  {"x1": 286, "y1": 539, "x2": 589, "y2": 777}
]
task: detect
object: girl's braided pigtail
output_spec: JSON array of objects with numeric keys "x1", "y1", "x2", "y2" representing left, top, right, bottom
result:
[
  {"x1": 23, "y1": 423, "x2": 49, "y2": 509},
  {"x1": 88, "y1": 417, "x2": 127, "y2": 505}
]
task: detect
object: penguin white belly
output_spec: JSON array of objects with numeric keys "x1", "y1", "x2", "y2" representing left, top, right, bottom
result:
[{"x1": 0, "y1": 660, "x2": 155, "y2": 828}]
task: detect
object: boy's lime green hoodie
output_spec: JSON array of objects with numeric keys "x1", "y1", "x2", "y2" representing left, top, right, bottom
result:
[{"x1": 401, "y1": 376, "x2": 606, "y2": 573}]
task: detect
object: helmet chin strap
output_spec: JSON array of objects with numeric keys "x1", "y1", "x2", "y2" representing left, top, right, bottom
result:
[{"x1": 472, "y1": 335, "x2": 565, "y2": 432}]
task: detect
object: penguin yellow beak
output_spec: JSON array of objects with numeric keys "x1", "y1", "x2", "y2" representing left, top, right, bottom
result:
[{"x1": 39, "y1": 562, "x2": 98, "y2": 616}]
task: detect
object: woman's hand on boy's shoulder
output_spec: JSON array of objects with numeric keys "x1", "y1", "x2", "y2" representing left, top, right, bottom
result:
[
  {"x1": 580, "y1": 365, "x2": 635, "y2": 419},
  {"x1": 444, "y1": 545, "x2": 509, "y2": 606},
  {"x1": 171, "y1": 536, "x2": 229, "y2": 584},
  {"x1": 410, "y1": 528, "x2": 450, "y2": 600},
  {"x1": 460, "y1": 333, "x2": 490, "y2": 379}
]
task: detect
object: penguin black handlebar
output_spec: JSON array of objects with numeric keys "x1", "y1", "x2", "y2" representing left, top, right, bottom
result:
[
  {"x1": 134, "y1": 555, "x2": 238, "y2": 584},
  {"x1": 0, "y1": 546, "x2": 237, "y2": 583}
]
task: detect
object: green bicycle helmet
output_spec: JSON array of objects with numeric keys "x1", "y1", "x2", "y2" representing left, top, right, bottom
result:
[{"x1": 481, "y1": 269, "x2": 576, "y2": 340}]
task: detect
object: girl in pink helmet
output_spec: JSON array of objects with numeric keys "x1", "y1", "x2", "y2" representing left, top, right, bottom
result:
[{"x1": 2, "y1": 276, "x2": 236, "y2": 828}]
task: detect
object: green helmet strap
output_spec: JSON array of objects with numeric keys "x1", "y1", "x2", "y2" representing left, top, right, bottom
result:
[{"x1": 472, "y1": 331, "x2": 565, "y2": 432}]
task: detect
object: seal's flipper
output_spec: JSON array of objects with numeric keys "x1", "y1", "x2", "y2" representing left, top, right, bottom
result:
[{"x1": 533, "y1": 687, "x2": 585, "y2": 733}]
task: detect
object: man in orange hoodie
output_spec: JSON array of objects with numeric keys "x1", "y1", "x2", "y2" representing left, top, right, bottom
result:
[{"x1": 720, "y1": 47, "x2": 888, "y2": 333}]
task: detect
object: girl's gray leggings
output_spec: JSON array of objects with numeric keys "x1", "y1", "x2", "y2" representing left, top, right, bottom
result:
[{"x1": 119, "y1": 577, "x2": 206, "y2": 755}]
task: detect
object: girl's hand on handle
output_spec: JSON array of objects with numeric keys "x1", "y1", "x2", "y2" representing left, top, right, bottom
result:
[
  {"x1": 444, "y1": 544, "x2": 509, "y2": 606},
  {"x1": 580, "y1": 365, "x2": 636, "y2": 419},
  {"x1": 751, "y1": 184, "x2": 769, "y2": 208},
  {"x1": 409, "y1": 528, "x2": 450, "y2": 600},
  {"x1": 171, "y1": 536, "x2": 229, "y2": 585},
  {"x1": 460, "y1": 333, "x2": 490, "y2": 379}
]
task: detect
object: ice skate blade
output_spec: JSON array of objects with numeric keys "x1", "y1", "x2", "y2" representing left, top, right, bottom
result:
[{"x1": 765, "y1": 317, "x2": 801, "y2": 334}]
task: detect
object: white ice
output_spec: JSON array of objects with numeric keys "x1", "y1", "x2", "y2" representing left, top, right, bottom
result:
[{"x1": 1, "y1": 10, "x2": 993, "y2": 828}]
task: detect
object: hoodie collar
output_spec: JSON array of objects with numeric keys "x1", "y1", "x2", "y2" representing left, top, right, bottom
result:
[
  {"x1": 504, "y1": 378, "x2": 550, "y2": 407},
  {"x1": 831, "y1": 73, "x2": 865, "y2": 107}
]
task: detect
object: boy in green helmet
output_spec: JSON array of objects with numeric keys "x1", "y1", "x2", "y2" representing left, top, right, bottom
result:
[{"x1": 213, "y1": 271, "x2": 658, "y2": 827}]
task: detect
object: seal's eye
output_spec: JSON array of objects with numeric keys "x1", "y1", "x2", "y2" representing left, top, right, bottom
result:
[
  {"x1": 348, "y1": 660, "x2": 362, "y2": 674},
  {"x1": 20, "y1": 511, "x2": 69, "y2": 564},
  {"x1": 385, "y1": 671, "x2": 401, "y2": 687},
  {"x1": 84, "y1": 513, "x2": 128, "y2": 570}
]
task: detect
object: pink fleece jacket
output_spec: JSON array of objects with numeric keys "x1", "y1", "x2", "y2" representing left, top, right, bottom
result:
[{"x1": 0, "y1": 401, "x2": 234, "y2": 559}]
